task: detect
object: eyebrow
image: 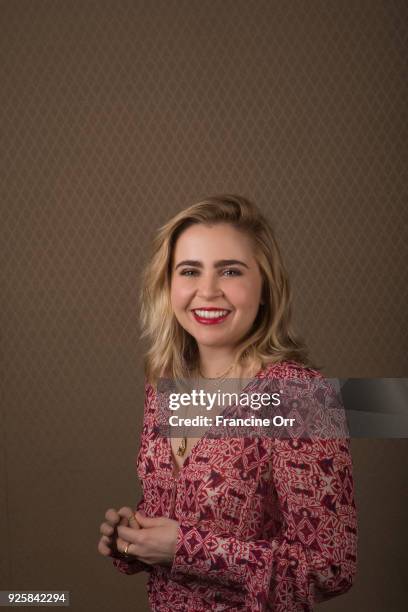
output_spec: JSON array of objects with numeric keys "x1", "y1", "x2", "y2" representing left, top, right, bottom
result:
[{"x1": 174, "y1": 259, "x2": 249, "y2": 270}]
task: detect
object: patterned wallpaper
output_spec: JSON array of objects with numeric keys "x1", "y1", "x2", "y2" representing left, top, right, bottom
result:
[{"x1": 1, "y1": 1, "x2": 407, "y2": 610}]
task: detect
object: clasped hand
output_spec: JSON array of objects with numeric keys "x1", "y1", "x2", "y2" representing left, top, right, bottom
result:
[{"x1": 98, "y1": 506, "x2": 180, "y2": 566}]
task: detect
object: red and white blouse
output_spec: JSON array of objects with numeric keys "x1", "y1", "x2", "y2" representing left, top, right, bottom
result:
[{"x1": 112, "y1": 360, "x2": 358, "y2": 611}]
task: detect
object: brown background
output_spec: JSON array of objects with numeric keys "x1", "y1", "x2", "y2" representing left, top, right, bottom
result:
[{"x1": 1, "y1": 1, "x2": 407, "y2": 610}]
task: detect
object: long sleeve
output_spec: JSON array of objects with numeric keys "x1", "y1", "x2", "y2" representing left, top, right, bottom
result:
[
  {"x1": 112, "y1": 382, "x2": 155, "y2": 576},
  {"x1": 169, "y1": 435, "x2": 357, "y2": 610},
  {"x1": 111, "y1": 496, "x2": 153, "y2": 575}
]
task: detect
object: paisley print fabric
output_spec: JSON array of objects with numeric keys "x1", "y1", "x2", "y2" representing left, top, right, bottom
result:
[{"x1": 112, "y1": 361, "x2": 357, "y2": 611}]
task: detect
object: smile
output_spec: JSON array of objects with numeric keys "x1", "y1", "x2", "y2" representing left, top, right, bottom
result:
[{"x1": 191, "y1": 309, "x2": 231, "y2": 325}]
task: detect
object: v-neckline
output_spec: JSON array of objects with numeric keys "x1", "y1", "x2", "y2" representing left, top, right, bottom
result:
[{"x1": 166, "y1": 362, "x2": 274, "y2": 479}]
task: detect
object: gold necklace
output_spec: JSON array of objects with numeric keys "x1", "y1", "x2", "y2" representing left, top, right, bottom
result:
[
  {"x1": 198, "y1": 361, "x2": 236, "y2": 380},
  {"x1": 176, "y1": 362, "x2": 236, "y2": 457}
]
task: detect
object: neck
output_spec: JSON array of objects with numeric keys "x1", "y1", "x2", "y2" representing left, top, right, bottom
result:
[{"x1": 197, "y1": 346, "x2": 238, "y2": 378}]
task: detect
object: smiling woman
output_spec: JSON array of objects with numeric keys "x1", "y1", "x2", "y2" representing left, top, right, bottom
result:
[
  {"x1": 170, "y1": 222, "x2": 264, "y2": 371},
  {"x1": 98, "y1": 194, "x2": 357, "y2": 612},
  {"x1": 139, "y1": 194, "x2": 315, "y2": 384}
]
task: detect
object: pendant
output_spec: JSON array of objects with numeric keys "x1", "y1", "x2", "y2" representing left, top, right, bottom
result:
[{"x1": 176, "y1": 437, "x2": 187, "y2": 456}]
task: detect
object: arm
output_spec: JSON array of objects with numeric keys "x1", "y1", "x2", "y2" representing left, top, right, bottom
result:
[
  {"x1": 169, "y1": 435, "x2": 357, "y2": 610},
  {"x1": 266, "y1": 436, "x2": 357, "y2": 609},
  {"x1": 112, "y1": 382, "x2": 154, "y2": 576}
]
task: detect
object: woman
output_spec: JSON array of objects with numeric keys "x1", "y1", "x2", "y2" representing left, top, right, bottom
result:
[{"x1": 98, "y1": 194, "x2": 357, "y2": 611}]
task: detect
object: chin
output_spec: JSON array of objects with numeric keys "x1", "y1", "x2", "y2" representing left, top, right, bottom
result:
[{"x1": 198, "y1": 334, "x2": 238, "y2": 349}]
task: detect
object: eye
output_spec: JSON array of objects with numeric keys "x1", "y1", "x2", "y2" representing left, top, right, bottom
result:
[
  {"x1": 222, "y1": 268, "x2": 242, "y2": 277},
  {"x1": 178, "y1": 268, "x2": 242, "y2": 277},
  {"x1": 179, "y1": 269, "x2": 198, "y2": 276}
]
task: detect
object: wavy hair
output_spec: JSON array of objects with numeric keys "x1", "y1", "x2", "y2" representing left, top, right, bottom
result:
[{"x1": 139, "y1": 194, "x2": 320, "y2": 386}]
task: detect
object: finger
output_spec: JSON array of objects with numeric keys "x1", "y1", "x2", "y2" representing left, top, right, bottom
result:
[
  {"x1": 118, "y1": 506, "x2": 133, "y2": 519},
  {"x1": 116, "y1": 514, "x2": 127, "y2": 527},
  {"x1": 116, "y1": 536, "x2": 137, "y2": 557},
  {"x1": 117, "y1": 507, "x2": 132, "y2": 525},
  {"x1": 134, "y1": 512, "x2": 164, "y2": 527},
  {"x1": 105, "y1": 508, "x2": 120, "y2": 526},
  {"x1": 100, "y1": 522, "x2": 114, "y2": 537},
  {"x1": 117, "y1": 524, "x2": 146, "y2": 544},
  {"x1": 98, "y1": 535, "x2": 113, "y2": 557},
  {"x1": 127, "y1": 513, "x2": 140, "y2": 529},
  {"x1": 118, "y1": 507, "x2": 140, "y2": 529}
]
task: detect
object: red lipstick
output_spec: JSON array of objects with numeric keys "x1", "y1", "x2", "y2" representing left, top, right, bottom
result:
[{"x1": 191, "y1": 308, "x2": 231, "y2": 326}]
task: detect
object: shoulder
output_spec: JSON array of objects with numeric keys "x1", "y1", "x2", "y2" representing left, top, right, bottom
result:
[{"x1": 259, "y1": 359, "x2": 323, "y2": 381}]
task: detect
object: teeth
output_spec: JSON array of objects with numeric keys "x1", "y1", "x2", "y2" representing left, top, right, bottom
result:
[{"x1": 194, "y1": 309, "x2": 229, "y2": 319}]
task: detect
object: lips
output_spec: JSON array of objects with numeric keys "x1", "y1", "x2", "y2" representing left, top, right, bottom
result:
[{"x1": 191, "y1": 308, "x2": 232, "y2": 325}]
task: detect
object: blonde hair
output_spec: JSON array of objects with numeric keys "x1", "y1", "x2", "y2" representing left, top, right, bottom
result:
[{"x1": 139, "y1": 194, "x2": 319, "y2": 386}]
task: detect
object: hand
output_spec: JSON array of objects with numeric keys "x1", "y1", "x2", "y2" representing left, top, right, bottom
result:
[
  {"x1": 98, "y1": 506, "x2": 141, "y2": 561},
  {"x1": 117, "y1": 512, "x2": 180, "y2": 566}
]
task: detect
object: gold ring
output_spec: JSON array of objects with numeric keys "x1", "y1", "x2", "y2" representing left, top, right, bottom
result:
[{"x1": 124, "y1": 542, "x2": 130, "y2": 555}]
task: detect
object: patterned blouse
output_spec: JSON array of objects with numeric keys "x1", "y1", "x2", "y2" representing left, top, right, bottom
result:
[{"x1": 112, "y1": 360, "x2": 358, "y2": 611}]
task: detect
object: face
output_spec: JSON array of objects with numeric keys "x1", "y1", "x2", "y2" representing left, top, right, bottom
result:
[{"x1": 170, "y1": 223, "x2": 264, "y2": 352}]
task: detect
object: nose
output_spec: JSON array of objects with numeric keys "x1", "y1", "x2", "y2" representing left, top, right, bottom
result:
[{"x1": 196, "y1": 272, "x2": 223, "y2": 299}]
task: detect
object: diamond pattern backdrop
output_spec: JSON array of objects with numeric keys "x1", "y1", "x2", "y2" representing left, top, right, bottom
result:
[{"x1": 1, "y1": 1, "x2": 407, "y2": 611}]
